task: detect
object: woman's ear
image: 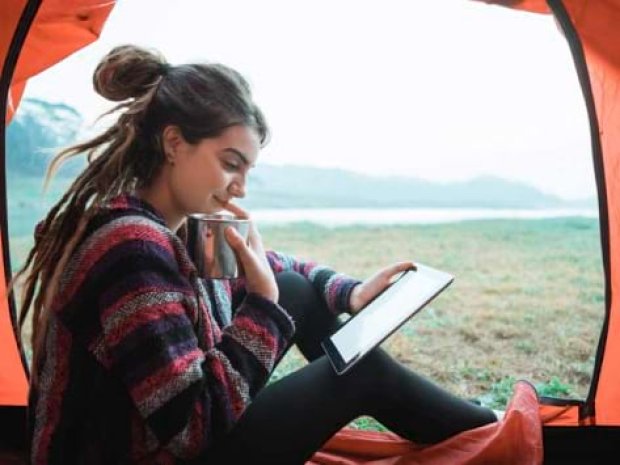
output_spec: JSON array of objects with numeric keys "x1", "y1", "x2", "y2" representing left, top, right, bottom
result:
[{"x1": 161, "y1": 125, "x2": 185, "y2": 164}]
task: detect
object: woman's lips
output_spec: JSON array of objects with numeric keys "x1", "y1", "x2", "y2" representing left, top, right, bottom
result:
[{"x1": 214, "y1": 196, "x2": 230, "y2": 206}]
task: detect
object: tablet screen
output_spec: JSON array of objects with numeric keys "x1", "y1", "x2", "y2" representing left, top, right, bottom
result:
[{"x1": 322, "y1": 263, "x2": 454, "y2": 375}]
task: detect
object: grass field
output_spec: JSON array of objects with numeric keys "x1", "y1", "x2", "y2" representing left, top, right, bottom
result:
[
  {"x1": 10, "y1": 215, "x2": 604, "y2": 431},
  {"x1": 261, "y1": 219, "x2": 603, "y2": 395}
]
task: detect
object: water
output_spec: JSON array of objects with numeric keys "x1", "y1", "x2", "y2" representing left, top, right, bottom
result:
[{"x1": 250, "y1": 207, "x2": 599, "y2": 227}]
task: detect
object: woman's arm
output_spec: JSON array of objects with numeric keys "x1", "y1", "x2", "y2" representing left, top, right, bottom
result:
[
  {"x1": 96, "y1": 236, "x2": 294, "y2": 459},
  {"x1": 264, "y1": 250, "x2": 361, "y2": 315},
  {"x1": 215, "y1": 202, "x2": 361, "y2": 316}
]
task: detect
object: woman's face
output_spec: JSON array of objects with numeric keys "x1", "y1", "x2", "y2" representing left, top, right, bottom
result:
[{"x1": 165, "y1": 124, "x2": 260, "y2": 216}]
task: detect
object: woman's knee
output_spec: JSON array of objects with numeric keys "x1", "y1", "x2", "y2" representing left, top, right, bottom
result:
[
  {"x1": 275, "y1": 271, "x2": 321, "y2": 316},
  {"x1": 341, "y1": 348, "x2": 395, "y2": 394},
  {"x1": 276, "y1": 270, "x2": 313, "y2": 294},
  {"x1": 275, "y1": 271, "x2": 343, "y2": 361}
]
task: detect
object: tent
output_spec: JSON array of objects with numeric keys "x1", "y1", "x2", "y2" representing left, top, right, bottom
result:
[{"x1": 1, "y1": 0, "x2": 619, "y2": 463}]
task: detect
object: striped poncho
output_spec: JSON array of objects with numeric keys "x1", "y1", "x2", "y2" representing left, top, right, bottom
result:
[{"x1": 28, "y1": 194, "x2": 360, "y2": 465}]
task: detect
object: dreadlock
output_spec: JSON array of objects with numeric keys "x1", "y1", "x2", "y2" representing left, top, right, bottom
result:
[{"x1": 10, "y1": 44, "x2": 270, "y2": 379}]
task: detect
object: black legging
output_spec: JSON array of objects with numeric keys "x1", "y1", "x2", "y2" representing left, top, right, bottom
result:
[{"x1": 202, "y1": 271, "x2": 496, "y2": 464}]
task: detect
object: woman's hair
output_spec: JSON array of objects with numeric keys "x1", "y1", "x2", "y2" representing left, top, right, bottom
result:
[{"x1": 13, "y1": 44, "x2": 269, "y2": 371}]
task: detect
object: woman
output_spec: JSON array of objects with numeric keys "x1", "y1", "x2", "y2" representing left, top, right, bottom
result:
[{"x1": 16, "y1": 45, "x2": 497, "y2": 465}]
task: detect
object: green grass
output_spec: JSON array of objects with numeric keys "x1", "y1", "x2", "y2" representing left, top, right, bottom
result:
[{"x1": 257, "y1": 218, "x2": 604, "y2": 428}]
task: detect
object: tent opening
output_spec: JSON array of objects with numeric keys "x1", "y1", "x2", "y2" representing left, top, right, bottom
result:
[{"x1": 4, "y1": 0, "x2": 605, "y2": 422}]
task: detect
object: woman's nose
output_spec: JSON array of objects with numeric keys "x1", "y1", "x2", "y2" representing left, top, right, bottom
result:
[{"x1": 228, "y1": 181, "x2": 246, "y2": 199}]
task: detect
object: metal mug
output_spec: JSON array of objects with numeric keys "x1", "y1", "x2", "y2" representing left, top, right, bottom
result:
[{"x1": 186, "y1": 213, "x2": 250, "y2": 279}]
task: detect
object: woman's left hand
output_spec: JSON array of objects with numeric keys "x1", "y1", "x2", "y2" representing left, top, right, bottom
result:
[{"x1": 349, "y1": 261, "x2": 416, "y2": 314}]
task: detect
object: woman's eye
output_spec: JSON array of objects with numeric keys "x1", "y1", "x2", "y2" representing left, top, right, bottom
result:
[{"x1": 224, "y1": 162, "x2": 239, "y2": 171}]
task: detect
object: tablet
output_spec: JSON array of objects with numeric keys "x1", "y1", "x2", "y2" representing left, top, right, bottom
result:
[{"x1": 321, "y1": 263, "x2": 454, "y2": 375}]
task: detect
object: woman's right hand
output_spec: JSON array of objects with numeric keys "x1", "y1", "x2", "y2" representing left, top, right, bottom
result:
[{"x1": 222, "y1": 203, "x2": 279, "y2": 303}]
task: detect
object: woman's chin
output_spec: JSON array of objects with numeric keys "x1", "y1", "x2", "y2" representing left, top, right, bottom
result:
[
  {"x1": 211, "y1": 197, "x2": 229, "y2": 211},
  {"x1": 198, "y1": 200, "x2": 225, "y2": 215},
  {"x1": 196, "y1": 207, "x2": 219, "y2": 215}
]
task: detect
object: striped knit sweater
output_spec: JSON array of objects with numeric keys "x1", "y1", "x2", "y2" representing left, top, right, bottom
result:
[{"x1": 28, "y1": 194, "x2": 361, "y2": 465}]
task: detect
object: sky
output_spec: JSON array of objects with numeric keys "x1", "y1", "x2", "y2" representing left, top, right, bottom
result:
[{"x1": 22, "y1": 0, "x2": 595, "y2": 200}]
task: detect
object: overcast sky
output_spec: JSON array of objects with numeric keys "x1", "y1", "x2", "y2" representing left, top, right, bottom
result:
[{"x1": 22, "y1": 0, "x2": 595, "y2": 200}]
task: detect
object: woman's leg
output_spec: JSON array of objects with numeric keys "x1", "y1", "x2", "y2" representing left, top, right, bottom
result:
[
  {"x1": 275, "y1": 270, "x2": 344, "y2": 362},
  {"x1": 274, "y1": 271, "x2": 498, "y2": 442},
  {"x1": 203, "y1": 272, "x2": 496, "y2": 464}
]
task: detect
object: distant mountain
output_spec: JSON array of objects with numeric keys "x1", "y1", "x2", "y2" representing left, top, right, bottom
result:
[
  {"x1": 6, "y1": 98, "x2": 86, "y2": 177},
  {"x1": 5, "y1": 98, "x2": 597, "y2": 209},
  {"x1": 239, "y1": 164, "x2": 596, "y2": 209}
]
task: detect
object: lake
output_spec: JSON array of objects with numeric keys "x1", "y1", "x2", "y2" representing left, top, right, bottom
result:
[
  {"x1": 250, "y1": 207, "x2": 600, "y2": 227},
  {"x1": 7, "y1": 201, "x2": 600, "y2": 238}
]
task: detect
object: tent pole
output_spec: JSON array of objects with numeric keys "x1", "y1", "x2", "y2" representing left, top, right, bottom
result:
[
  {"x1": 546, "y1": 0, "x2": 611, "y2": 422},
  {"x1": 0, "y1": 0, "x2": 44, "y2": 381}
]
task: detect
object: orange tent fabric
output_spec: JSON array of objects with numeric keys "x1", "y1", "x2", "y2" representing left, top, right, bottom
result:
[
  {"x1": 0, "y1": 0, "x2": 30, "y2": 408},
  {"x1": 309, "y1": 381, "x2": 543, "y2": 465},
  {"x1": 0, "y1": 234, "x2": 27, "y2": 406},
  {"x1": 476, "y1": 0, "x2": 549, "y2": 14},
  {"x1": 0, "y1": 0, "x2": 116, "y2": 408},
  {"x1": 560, "y1": 0, "x2": 620, "y2": 427},
  {"x1": 480, "y1": 0, "x2": 620, "y2": 427},
  {"x1": 0, "y1": 0, "x2": 27, "y2": 119},
  {"x1": 5, "y1": 0, "x2": 116, "y2": 123}
]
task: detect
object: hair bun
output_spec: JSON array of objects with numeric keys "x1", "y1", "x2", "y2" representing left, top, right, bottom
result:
[{"x1": 93, "y1": 44, "x2": 169, "y2": 101}]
